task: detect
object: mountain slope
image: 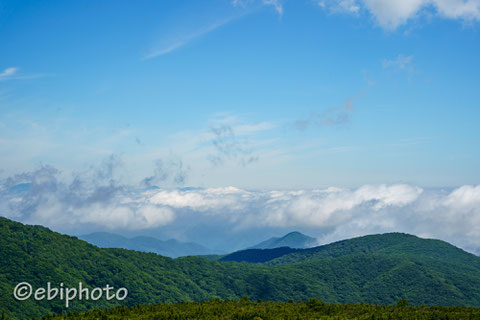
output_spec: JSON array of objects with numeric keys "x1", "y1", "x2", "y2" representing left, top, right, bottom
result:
[
  {"x1": 249, "y1": 231, "x2": 317, "y2": 249},
  {"x1": 266, "y1": 233, "x2": 480, "y2": 266},
  {"x1": 3, "y1": 217, "x2": 480, "y2": 319},
  {"x1": 79, "y1": 232, "x2": 213, "y2": 258},
  {"x1": 220, "y1": 247, "x2": 299, "y2": 263},
  {"x1": 224, "y1": 232, "x2": 480, "y2": 267}
]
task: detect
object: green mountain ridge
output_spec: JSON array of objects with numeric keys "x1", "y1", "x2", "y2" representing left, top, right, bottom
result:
[
  {"x1": 220, "y1": 247, "x2": 300, "y2": 263},
  {"x1": 2, "y1": 217, "x2": 480, "y2": 319},
  {"x1": 222, "y1": 232, "x2": 480, "y2": 267}
]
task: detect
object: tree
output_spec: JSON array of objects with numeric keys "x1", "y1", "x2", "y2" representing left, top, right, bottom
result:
[{"x1": 396, "y1": 298, "x2": 409, "y2": 307}]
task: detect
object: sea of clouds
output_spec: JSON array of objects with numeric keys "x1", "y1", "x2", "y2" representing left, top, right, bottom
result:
[{"x1": 1, "y1": 162, "x2": 479, "y2": 254}]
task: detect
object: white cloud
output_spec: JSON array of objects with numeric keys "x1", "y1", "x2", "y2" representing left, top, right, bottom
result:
[
  {"x1": 0, "y1": 162, "x2": 178, "y2": 231},
  {"x1": 147, "y1": 184, "x2": 423, "y2": 230},
  {"x1": 0, "y1": 67, "x2": 49, "y2": 82},
  {"x1": 233, "y1": 0, "x2": 284, "y2": 15},
  {"x1": 443, "y1": 185, "x2": 480, "y2": 210},
  {"x1": 318, "y1": 0, "x2": 361, "y2": 14},
  {"x1": 435, "y1": 0, "x2": 480, "y2": 19},
  {"x1": 2, "y1": 166, "x2": 480, "y2": 254},
  {"x1": 362, "y1": 0, "x2": 426, "y2": 29},
  {"x1": 263, "y1": 0, "x2": 284, "y2": 15},
  {"x1": 0, "y1": 67, "x2": 18, "y2": 80},
  {"x1": 317, "y1": 0, "x2": 480, "y2": 29},
  {"x1": 139, "y1": 184, "x2": 480, "y2": 253},
  {"x1": 150, "y1": 186, "x2": 256, "y2": 213}
]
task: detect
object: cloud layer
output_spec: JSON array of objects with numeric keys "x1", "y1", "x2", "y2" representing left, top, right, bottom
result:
[
  {"x1": 0, "y1": 158, "x2": 183, "y2": 230},
  {"x1": 1, "y1": 164, "x2": 480, "y2": 254}
]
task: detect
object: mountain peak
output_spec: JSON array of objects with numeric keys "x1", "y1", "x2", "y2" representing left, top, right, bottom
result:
[
  {"x1": 284, "y1": 231, "x2": 304, "y2": 237},
  {"x1": 249, "y1": 231, "x2": 317, "y2": 249}
]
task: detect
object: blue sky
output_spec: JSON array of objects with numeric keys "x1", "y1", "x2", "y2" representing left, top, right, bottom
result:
[
  {"x1": 1, "y1": 0, "x2": 479, "y2": 189},
  {"x1": 1, "y1": 1, "x2": 480, "y2": 251}
]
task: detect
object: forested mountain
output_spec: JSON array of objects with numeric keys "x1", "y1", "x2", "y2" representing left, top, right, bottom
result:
[
  {"x1": 79, "y1": 232, "x2": 214, "y2": 258},
  {"x1": 221, "y1": 232, "x2": 480, "y2": 266},
  {"x1": 249, "y1": 231, "x2": 317, "y2": 249},
  {"x1": 220, "y1": 247, "x2": 299, "y2": 263},
  {"x1": 2, "y1": 217, "x2": 480, "y2": 319}
]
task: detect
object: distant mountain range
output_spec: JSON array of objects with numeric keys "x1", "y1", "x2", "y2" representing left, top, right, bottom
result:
[
  {"x1": 79, "y1": 231, "x2": 316, "y2": 258},
  {"x1": 3, "y1": 216, "x2": 480, "y2": 319},
  {"x1": 79, "y1": 232, "x2": 214, "y2": 258},
  {"x1": 249, "y1": 231, "x2": 317, "y2": 249}
]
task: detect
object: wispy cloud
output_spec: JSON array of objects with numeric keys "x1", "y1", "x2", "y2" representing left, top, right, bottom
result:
[
  {"x1": 145, "y1": 0, "x2": 284, "y2": 59},
  {"x1": 0, "y1": 67, "x2": 50, "y2": 82},
  {"x1": 233, "y1": 0, "x2": 284, "y2": 16},
  {"x1": 0, "y1": 67, "x2": 18, "y2": 81},
  {"x1": 208, "y1": 125, "x2": 261, "y2": 167},
  {"x1": 262, "y1": 0, "x2": 284, "y2": 15},
  {"x1": 317, "y1": 0, "x2": 361, "y2": 14},
  {"x1": 144, "y1": 18, "x2": 234, "y2": 59},
  {"x1": 294, "y1": 98, "x2": 355, "y2": 131},
  {"x1": 382, "y1": 54, "x2": 414, "y2": 71},
  {"x1": 142, "y1": 158, "x2": 189, "y2": 187}
]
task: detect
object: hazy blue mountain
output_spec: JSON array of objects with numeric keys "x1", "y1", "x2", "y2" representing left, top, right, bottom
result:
[
  {"x1": 249, "y1": 231, "x2": 317, "y2": 249},
  {"x1": 79, "y1": 232, "x2": 214, "y2": 258}
]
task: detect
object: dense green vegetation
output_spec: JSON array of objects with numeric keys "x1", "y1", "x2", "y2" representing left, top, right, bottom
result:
[
  {"x1": 42, "y1": 299, "x2": 480, "y2": 320},
  {"x1": 267, "y1": 233, "x2": 480, "y2": 266},
  {"x1": 3, "y1": 217, "x2": 480, "y2": 319},
  {"x1": 220, "y1": 247, "x2": 299, "y2": 263},
  {"x1": 223, "y1": 233, "x2": 480, "y2": 266}
]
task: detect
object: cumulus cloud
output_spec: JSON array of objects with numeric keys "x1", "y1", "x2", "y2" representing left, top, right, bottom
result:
[
  {"x1": 316, "y1": 0, "x2": 480, "y2": 29},
  {"x1": 147, "y1": 184, "x2": 480, "y2": 254},
  {"x1": 0, "y1": 156, "x2": 185, "y2": 230}
]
